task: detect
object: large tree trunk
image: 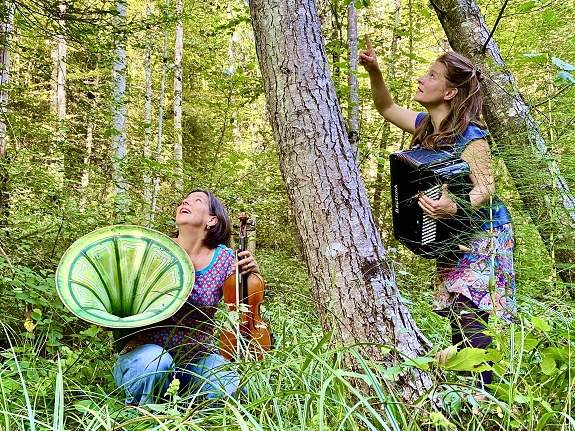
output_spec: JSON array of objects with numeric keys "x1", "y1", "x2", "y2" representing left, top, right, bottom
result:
[
  {"x1": 249, "y1": 0, "x2": 432, "y2": 402},
  {"x1": 432, "y1": 0, "x2": 575, "y2": 289}
]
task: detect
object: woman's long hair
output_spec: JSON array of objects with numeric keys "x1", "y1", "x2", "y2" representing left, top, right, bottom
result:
[{"x1": 411, "y1": 51, "x2": 485, "y2": 149}]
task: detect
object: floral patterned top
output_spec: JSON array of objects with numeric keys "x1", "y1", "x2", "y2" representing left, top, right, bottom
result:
[{"x1": 126, "y1": 244, "x2": 236, "y2": 361}]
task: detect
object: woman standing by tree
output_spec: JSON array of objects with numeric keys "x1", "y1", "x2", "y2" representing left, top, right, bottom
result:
[
  {"x1": 359, "y1": 35, "x2": 515, "y2": 392},
  {"x1": 113, "y1": 189, "x2": 261, "y2": 405}
]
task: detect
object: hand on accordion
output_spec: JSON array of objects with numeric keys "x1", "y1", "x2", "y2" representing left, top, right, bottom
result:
[{"x1": 418, "y1": 184, "x2": 458, "y2": 219}]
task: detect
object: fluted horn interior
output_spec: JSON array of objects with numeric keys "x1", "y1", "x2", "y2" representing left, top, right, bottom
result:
[{"x1": 56, "y1": 225, "x2": 194, "y2": 329}]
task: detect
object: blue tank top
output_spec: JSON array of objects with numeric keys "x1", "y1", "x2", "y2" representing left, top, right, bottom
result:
[{"x1": 415, "y1": 113, "x2": 512, "y2": 230}]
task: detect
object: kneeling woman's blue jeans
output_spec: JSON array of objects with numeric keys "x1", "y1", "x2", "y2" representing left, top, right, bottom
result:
[{"x1": 113, "y1": 344, "x2": 240, "y2": 405}]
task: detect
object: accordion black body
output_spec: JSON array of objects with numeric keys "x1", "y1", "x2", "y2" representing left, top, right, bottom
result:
[{"x1": 389, "y1": 148, "x2": 473, "y2": 258}]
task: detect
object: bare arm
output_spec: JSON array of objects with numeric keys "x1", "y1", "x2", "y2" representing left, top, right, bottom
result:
[
  {"x1": 359, "y1": 34, "x2": 419, "y2": 133},
  {"x1": 460, "y1": 138, "x2": 495, "y2": 208}
]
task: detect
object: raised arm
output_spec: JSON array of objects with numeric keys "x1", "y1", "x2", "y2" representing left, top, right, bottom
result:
[{"x1": 359, "y1": 34, "x2": 419, "y2": 134}]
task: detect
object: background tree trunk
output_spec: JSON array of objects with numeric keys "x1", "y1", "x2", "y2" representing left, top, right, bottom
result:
[
  {"x1": 372, "y1": 0, "x2": 401, "y2": 230},
  {"x1": 432, "y1": 0, "x2": 575, "y2": 290},
  {"x1": 249, "y1": 0, "x2": 432, "y2": 402},
  {"x1": 50, "y1": 0, "x2": 69, "y2": 179},
  {"x1": 112, "y1": 0, "x2": 128, "y2": 204},
  {"x1": 0, "y1": 0, "x2": 13, "y2": 222},
  {"x1": 143, "y1": 0, "x2": 153, "y2": 219},
  {"x1": 151, "y1": 0, "x2": 169, "y2": 223},
  {"x1": 347, "y1": 2, "x2": 359, "y2": 159},
  {"x1": 50, "y1": 0, "x2": 66, "y2": 125},
  {"x1": 173, "y1": 0, "x2": 183, "y2": 192}
]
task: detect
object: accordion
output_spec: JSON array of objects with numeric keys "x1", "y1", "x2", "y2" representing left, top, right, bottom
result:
[{"x1": 389, "y1": 148, "x2": 473, "y2": 258}]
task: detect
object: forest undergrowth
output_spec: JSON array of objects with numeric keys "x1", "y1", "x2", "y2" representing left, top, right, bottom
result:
[{"x1": 0, "y1": 246, "x2": 574, "y2": 431}]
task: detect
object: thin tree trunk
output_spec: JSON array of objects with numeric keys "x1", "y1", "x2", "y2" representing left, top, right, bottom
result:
[
  {"x1": 112, "y1": 0, "x2": 128, "y2": 203},
  {"x1": 50, "y1": 0, "x2": 67, "y2": 176},
  {"x1": 151, "y1": 0, "x2": 169, "y2": 223},
  {"x1": 143, "y1": 0, "x2": 153, "y2": 218},
  {"x1": 56, "y1": 1, "x2": 66, "y2": 130},
  {"x1": 347, "y1": 3, "x2": 359, "y2": 160},
  {"x1": 372, "y1": 0, "x2": 401, "y2": 228},
  {"x1": 173, "y1": 0, "x2": 183, "y2": 192},
  {"x1": 0, "y1": 0, "x2": 13, "y2": 221},
  {"x1": 228, "y1": 0, "x2": 240, "y2": 147},
  {"x1": 249, "y1": 0, "x2": 432, "y2": 402},
  {"x1": 432, "y1": 0, "x2": 575, "y2": 289}
]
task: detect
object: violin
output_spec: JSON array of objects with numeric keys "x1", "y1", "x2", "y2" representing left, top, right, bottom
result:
[{"x1": 219, "y1": 212, "x2": 272, "y2": 361}]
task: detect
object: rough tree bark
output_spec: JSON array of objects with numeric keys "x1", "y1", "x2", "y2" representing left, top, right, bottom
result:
[
  {"x1": 432, "y1": 0, "x2": 575, "y2": 288},
  {"x1": 249, "y1": 0, "x2": 433, "y2": 402}
]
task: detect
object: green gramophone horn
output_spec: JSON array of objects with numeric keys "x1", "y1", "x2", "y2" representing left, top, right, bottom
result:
[{"x1": 55, "y1": 225, "x2": 194, "y2": 328}]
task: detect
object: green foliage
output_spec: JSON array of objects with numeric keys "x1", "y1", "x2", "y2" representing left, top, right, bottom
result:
[{"x1": 1, "y1": 0, "x2": 575, "y2": 428}]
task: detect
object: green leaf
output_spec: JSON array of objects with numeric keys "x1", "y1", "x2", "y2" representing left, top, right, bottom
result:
[
  {"x1": 554, "y1": 71, "x2": 575, "y2": 86},
  {"x1": 541, "y1": 346, "x2": 568, "y2": 361},
  {"x1": 531, "y1": 316, "x2": 551, "y2": 332},
  {"x1": 514, "y1": 393, "x2": 531, "y2": 403},
  {"x1": 518, "y1": 0, "x2": 538, "y2": 12},
  {"x1": 443, "y1": 347, "x2": 492, "y2": 372},
  {"x1": 522, "y1": 53, "x2": 547, "y2": 64},
  {"x1": 80, "y1": 325, "x2": 101, "y2": 338},
  {"x1": 486, "y1": 348, "x2": 503, "y2": 362},
  {"x1": 522, "y1": 332, "x2": 540, "y2": 351},
  {"x1": 402, "y1": 356, "x2": 435, "y2": 371},
  {"x1": 551, "y1": 57, "x2": 575, "y2": 71},
  {"x1": 540, "y1": 354, "x2": 558, "y2": 376}
]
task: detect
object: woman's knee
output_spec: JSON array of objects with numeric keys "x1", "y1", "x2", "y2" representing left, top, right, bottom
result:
[
  {"x1": 179, "y1": 353, "x2": 240, "y2": 399},
  {"x1": 114, "y1": 344, "x2": 173, "y2": 385}
]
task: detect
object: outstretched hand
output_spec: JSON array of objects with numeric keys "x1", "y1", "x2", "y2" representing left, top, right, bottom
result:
[
  {"x1": 359, "y1": 34, "x2": 380, "y2": 74},
  {"x1": 418, "y1": 184, "x2": 458, "y2": 219}
]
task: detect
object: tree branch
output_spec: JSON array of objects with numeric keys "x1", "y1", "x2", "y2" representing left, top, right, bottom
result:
[{"x1": 481, "y1": 0, "x2": 508, "y2": 54}]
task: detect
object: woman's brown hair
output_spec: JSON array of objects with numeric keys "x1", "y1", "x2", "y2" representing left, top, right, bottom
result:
[{"x1": 411, "y1": 51, "x2": 485, "y2": 150}]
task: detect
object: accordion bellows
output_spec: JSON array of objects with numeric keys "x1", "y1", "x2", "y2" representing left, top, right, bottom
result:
[{"x1": 390, "y1": 148, "x2": 473, "y2": 258}]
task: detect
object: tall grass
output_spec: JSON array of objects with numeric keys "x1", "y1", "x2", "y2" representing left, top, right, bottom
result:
[
  {"x1": 1, "y1": 250, "x2": 574, "y2": 430},
  {"x1": 1, "y1": 297, "x2": 574, "y2": 430}
]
